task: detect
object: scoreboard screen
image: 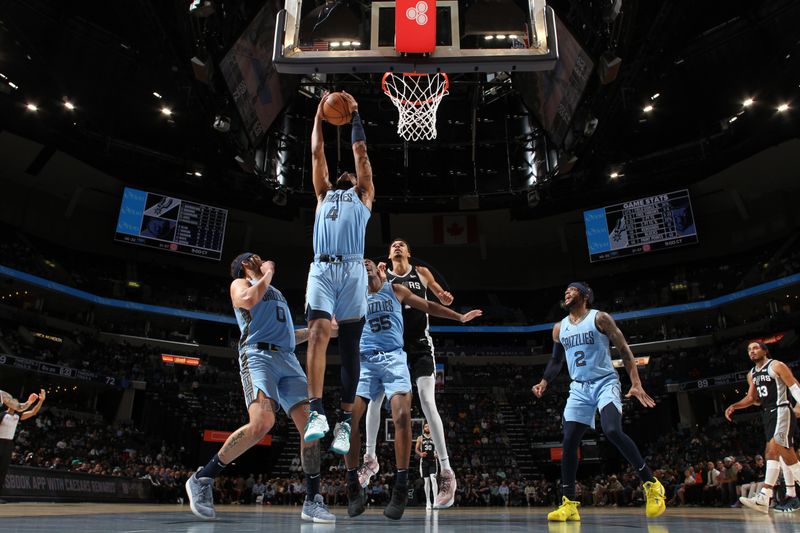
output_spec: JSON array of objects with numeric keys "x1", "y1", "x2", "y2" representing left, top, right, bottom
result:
[
  {"x1": 115, "y1": 187, "x2": 227, "y2": 261},
  {"x1": 583, "y1": 189, "x2": 698, "y2": 263}
]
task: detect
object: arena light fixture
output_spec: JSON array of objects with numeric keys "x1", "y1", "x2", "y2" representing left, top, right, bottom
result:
[
  {"x1": 25, "y1": 102, "x2": 38, "y2": 112},
  {"x1": 742, "y1": 98, "x2": 754, "y2": 107},
  {"x1": 8, "y1": 81, "x2": 18, "y2": 90},
  {"x1": 650, "y1": 93, "x2": 660, "y2": 100},
  {"x1": 728, "y1": 116, "x2": 738, "y2": 123},
  {"x1": 642, "y1": 105, "x2": 653, "y2": 113},
  {"x1": 153, "y1": 91, "x2": 163, "y2": 99},
  {"x1": 160, "y1": 106, "x2": 173, "y2": 116},
  {"x1": 777, "y1": 103, "x2": 790, "y2": 113},
  {"x1": 609, "y1": 171, "x2": 619, "y2": 178},
  {"x1": 63, "y1": 100, "x2": 75, "y2": 110}
]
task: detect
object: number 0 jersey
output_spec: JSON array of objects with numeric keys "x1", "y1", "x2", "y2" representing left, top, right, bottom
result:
[
  {"x1": 558, "y1": 309, "x2": 614, "y2": 382},
  {"x1": 752, "y1": 359, "x2": 789, "y2": 411},
  {"x1": 234, "y1": 282, "x2": 295, "y2": 351},
  {"x1": 313, "y1": 186, "x2": 371, "y2": 257},
  {"x1": 360, "y1": 282, "x2": 405, "y2": 354}
]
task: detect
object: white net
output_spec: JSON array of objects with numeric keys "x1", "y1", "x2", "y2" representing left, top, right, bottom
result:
[{"x1": 382, "y1": 72, "x2": 449, "y2": 141}]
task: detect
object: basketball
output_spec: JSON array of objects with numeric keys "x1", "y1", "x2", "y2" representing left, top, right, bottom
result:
[{"x1": 321, "y1": 92, "x2": 352, "y2": 126}]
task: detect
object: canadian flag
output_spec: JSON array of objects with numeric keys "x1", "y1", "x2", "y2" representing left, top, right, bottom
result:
[{"x1": 433, "y1": 215, "x2": 478, "y2": 245}]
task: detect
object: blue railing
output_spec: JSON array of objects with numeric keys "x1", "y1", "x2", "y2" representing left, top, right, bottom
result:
[{"x1": 1, "y1": 264, "x2": 798, "y2": 333}]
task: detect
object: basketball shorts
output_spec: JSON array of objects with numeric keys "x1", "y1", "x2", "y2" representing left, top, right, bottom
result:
[
  {"x1": 563, "y1": 373, "x2": 622, "y2": 430},
  {"x1": 238, "y1": 346, "x2": 308, "y2": 414},
  {"x1": 763, "y1": 405, "x2": 796, "y2": 448},
  {"x1": 406, "y1": 338, "x2": 436, "y2": 381},
  {"x1": 306, "y1": 260, "x2": 368, "y2": 322},
  {"x1": 356, "y1": 349, "x2": 412, "y2": 402},
  {"x1": 420, "y1": 459, "x2": 438, "y2": 478}
]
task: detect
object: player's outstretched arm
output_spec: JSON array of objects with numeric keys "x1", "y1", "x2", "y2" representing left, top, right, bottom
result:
[
  {"x1": 342, "y1": 92, "x2": 374, "y2": 209},
  {"x1": 417, "y1": 265, "x2": 453, "y2": 306},
  {"x1": 596, "y1": 311, "x2": 655, "y2": 408},
  {"x1": 725, "y1": 372, "x2": 758, "y2": 421},
  {"x1": 1, "y1": 390, "x2": 38, "y2": 412},
  {"x1": 392, "y1": 284, "x2": 481, "y2": 323},
  {"x1": 533, "y1": 323, "x2": 564, "y2": 398},
  {"x1": 312, "y1": 94, "x2": 332, "y2": 201},
  {"x1": 20, "y1": 389, "x2": 46, "y2": 420},
  {"x1": 230, "y1": 261, "x2": 275, "y2": 310}
]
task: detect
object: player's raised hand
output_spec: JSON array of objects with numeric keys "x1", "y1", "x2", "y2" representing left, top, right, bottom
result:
[
  {"x1": 724, "y1": 405, "x2": 736, "y2": 422},
  {"x1": 532, "y1": 380, "x2": 547, "y2": 398},
  {"x1": 459, "y1": 309, "x2": 482, "y2": 323},
  {"x1": 625, "y1": 384, "x2": 656, "y2": 408},
  {"x1": 260, "y1": 260, "x2": 275, "y2": 277},
  {"x1": 39, "y1": 389, "x2": 46, "y2": 402},
  {"x1": 437, "y1": 290, "x2": 454, "y2": 306},
  {"x1": 376, "y1": 262, "x2": 388, "y2": 282},
  {"x1": 340, "y1": 91, "x2": 358, "y2": 113}
]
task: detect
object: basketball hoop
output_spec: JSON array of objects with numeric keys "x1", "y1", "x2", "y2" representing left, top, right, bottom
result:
[{"x1": 382, "y1": 72, "x2": 449, "y2": 141}]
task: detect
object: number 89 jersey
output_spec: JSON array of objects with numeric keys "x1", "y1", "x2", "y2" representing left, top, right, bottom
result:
[
  {"x1": 234, "y1": 283, "x2": 295, "y2": 351},
  {"x1": 360, "y1": 282, "x2": 405, "y2": 354},
  {"x1": 751, "y1": 360, "x2": 789, "y2": 411},
  {"x1": 559, "y1": 309, "x2": 614, "y2": 382}
]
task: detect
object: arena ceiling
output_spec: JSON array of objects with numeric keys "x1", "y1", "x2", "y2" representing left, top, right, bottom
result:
[{"x1": 1, "y1": 0, "x2": 798, "y2": 216}]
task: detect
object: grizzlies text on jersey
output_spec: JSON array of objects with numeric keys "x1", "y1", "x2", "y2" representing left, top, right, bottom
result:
[
  {"x1": 313, "y1": 186, "x2": 371, "y2": 257},
  {"x1": 360, "y1": 282, "x2": 405, "y2": 354},
  {"x1": 234, "y1": 283, "x2": 295, "y2": 351},
  {"x1": 559, "y1": 309, "x2": 614, "y2": 382}
]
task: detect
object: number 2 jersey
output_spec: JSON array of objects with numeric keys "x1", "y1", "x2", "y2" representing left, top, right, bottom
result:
[
  {"x1": 558, "y1": 309, "x2": 615, "y2": 381},
  {"x1": 313, "y1": 186, "x2": 371, "y2": 257},
  {"x1": 751, "y1": 359, "x2": 789, "y2": 411},
  {"x1": 234, "y1": 282, "x2": 295, "y2": 351},
  {"x1": 360, "y1": 282, "x2": 405, "y2": 354}
]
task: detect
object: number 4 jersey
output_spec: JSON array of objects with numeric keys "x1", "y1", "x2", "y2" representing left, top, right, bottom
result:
[
  {"x1": 559, "y1": 309, "x2": 615, "y2": 382},
  {"x1": 313, "y1": 186, "x2": 371, "y2": 257},
  {"x1": 234, "y1": 283, "x2": 295, "y2": 351},
  {"x1": 360, "y1": 282, "x2": 405, "y2": 354}
]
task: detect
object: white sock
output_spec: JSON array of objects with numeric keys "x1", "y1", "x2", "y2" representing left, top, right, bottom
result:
[
  {"x1": 417, "y1": 376, "x2": 452, "y2": 472},
  {"x1": 424, "y1": 477, "x2": 431, "y2": 504},
  {"x1": 430, "y1": 474, "x2": 438, "y2": 499},
  {"x1": 759, "y1": 486, "x2": 774, "y2": 502},
  {"x1": 783, "y1": 457, "x2": 799, "y2": 497},
  {"x1": 766, "y1": 460, "x2": 781, "y2": 487},
  {"x1": 365, "y1": 393, "x2": 384, "y2": 457}
]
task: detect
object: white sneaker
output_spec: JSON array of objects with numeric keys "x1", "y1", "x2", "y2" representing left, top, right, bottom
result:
[
  {"x1": 304, "y1": 411, "x2": 329, "y2": 442},
  {"x1": 739, "y1": 494, "x2": 770, "y2": 514},
  {"x1": 301, "y1": 493, "x2": 336, "y2": 523},
  {"x1": 330, "y1": 421, "x2": 351, "y2": 455},
  {"x1": 185, "y1": 471, "x2": 216, "y2": 520},
  {"x1": 434, "y1": 469, "x2": 456, "y2": 509},
  {"x1": 357, "y1": 454, "x2": 380, "y2": 488}
]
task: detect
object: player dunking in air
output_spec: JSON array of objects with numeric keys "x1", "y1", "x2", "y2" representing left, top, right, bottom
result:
[
  {"x1": 416, "y1": 422, "x2": 438, "y2": 510},
  {"x1": 359, "y1": 238, "x2": 458, "y2": 507},
  {"x1": 304, "y1": 92, "x2": 374, "y2": 455},
  {"x1": 345, "y1": 260, "x2": 482, "y2": 520},
  {"x1": 532, "y1": 282, "x2": 665, "y2": 521},
  {"x1": 185, "y1": 253, "x2": 335, "y2": 523},
  {"x1": 725, "y1": 341, "x2": 800, "y2": 514}
]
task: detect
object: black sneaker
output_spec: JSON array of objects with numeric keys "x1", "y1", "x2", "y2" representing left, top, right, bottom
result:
[
  {"x1": 775, "y1": 496, "x2": 800, "y2": 513},
  {"x1": 347, "y1": 484, "x2": 366, "y2": 517},
  {"x1": 383, "y1": 484, "x2": 408, "y2": 520}
]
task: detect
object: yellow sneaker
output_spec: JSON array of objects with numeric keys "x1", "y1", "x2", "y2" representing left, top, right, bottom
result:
[
  {"x1": 643, "y1": 479, "x2": 666, "y2": 518},
  {"x1": 547, "y1": 496, "x2": 581, "y2": 522}
]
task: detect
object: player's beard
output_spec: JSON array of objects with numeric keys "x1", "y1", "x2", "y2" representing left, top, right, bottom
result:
[{"x1": 560, "y1": 299, "x2": 573, "y2": 312}]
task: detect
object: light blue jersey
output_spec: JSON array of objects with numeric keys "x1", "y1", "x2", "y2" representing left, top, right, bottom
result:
[
  {"x1": 360, "y1": 282, "x2": 404, "y2": 354},
  {"x1": 234, "y1": 282, "x2": 295, "y2": 351},
  {"x1": 313, "y1": 186, "x2": 371, "y2": 257},
  {"x1": 559, "y1": 309, "x2": 615, "y2": 382}
]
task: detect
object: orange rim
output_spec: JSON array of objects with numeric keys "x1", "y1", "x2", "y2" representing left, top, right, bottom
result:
[{"x1": 382, "y1": 72, "x2": 449, "y2": 106}]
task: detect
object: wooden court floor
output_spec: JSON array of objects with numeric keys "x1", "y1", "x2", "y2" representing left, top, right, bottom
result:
[{"x1": 0, "y1": 503, "x2": 796, "y2": 532}]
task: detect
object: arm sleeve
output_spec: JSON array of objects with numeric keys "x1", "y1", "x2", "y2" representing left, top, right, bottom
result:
[{"x1": 542, "y1": 343, "x2": 566, "y2": 383}]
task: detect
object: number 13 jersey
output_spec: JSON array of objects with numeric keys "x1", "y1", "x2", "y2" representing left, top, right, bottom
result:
[
  {"x1": 360, "y1": 282, "x2": 405, "y2": 354},
  {"x1": 559, "y1": 309, "x2": 614, "y2": 381},
  {"x1": 313, "y1": 187, "x2": 371, "y2": 257},
  {"x1": 752, "y1": 359, "x2": 789, "y2": 411}
]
